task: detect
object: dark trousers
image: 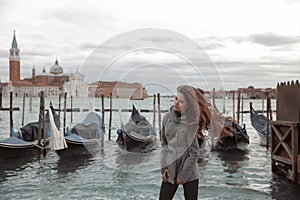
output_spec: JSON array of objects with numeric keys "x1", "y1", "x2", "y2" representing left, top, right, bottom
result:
[{"x1": 159, "y1": 179, "x2": 199, "y2": 200}]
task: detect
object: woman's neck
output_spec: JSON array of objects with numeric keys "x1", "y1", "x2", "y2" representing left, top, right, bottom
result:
[{"x1": 174, "y1": 110, "x2": 181, "y2": 118}]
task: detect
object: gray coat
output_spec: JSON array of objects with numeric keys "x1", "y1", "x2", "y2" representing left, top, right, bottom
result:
[{"x1": 160, "y1": 106, "x2": 200, "y2": 184}]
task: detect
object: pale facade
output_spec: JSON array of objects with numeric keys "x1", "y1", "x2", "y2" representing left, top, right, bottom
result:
[
  {"x1": 2, "y1": 82, "x2": 60, "y2": 97},
  {"x1": 63, "y1": 71, "x2": 89, "y2": 98}
]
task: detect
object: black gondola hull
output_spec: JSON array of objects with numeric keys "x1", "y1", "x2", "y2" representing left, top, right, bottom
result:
[
  {"x1": 116, "y1": 130, "x2": 156, "y2": 153},
  {"x1": 56, "y1": 139, "x2": 101, "y2": 157},
  {"x1": 0, "y1": 144, "x2": 39, "y2": 159}
]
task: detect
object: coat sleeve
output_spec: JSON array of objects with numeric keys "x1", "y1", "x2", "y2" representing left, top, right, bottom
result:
[
  {"x1": 176, "y1": 136, "x2": 199, "y2": 183},
  {"x1": 160, "y1": 115, "x2": 168, "y2": 174}
]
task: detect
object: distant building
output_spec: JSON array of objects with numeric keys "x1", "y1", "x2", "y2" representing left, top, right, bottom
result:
[
  {"x1": 220, "y1": 87, "x2": 276, "y2": 99},
  {"x1": 89, "y1": 81, "x2": 147, "y2": 99},
  {"x1": 0, "y1": 31, "x2": 147, "y2": 99},
  {"x1": 1, "y1": 31, "x2": 89, "y2": 98},
  {"x1": 63, "y1": 71, "x2": 88, "y2": 98},
  {"x1": 237, "y1": 86, "x2": 276, "y2": 99}
]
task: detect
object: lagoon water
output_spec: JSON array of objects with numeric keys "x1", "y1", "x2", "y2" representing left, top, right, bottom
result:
[{"x1": 1, "y1": 96, "x2": 300, "y2": 200}]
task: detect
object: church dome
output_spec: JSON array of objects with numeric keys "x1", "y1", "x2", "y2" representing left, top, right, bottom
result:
[{"x1": 50, "y1": 59, "x2": 63, "y2": 75}]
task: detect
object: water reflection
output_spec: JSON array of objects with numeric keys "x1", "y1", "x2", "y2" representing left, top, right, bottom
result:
[
  {"x1": 271, "y1": 176, "x2": 300, "y2": 199},
  {"x1": 0, "y1": 157, "x2": 34, "y2": 182},
  {"x1": 56, "y1": 155, "x2": 93, "y2": 174},
  {"x1": 217, "y1": 150, "x2": 250, "y2": 187},
  {"x1": 218, "y1": 150, "x2": 249, "y2": 174}
]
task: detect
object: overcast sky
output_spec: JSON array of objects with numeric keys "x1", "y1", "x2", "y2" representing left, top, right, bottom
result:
[{"x1": 0, "y1": 0, "x2": 299, "y2": 94}]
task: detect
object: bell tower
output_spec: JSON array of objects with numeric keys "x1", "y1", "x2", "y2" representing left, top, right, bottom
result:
[{"x1": 9, "y1": 30, "x2": 20, "y2": 83}]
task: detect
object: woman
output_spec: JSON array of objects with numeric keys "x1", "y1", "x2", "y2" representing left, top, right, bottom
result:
[{"x1": 159, "y1": 85, "x2": 211, "y2": 200}]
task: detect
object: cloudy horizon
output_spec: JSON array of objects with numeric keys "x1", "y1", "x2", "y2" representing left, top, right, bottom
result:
[{"x1": 0, "y1": 0, "x2": 299, "y2": 94}]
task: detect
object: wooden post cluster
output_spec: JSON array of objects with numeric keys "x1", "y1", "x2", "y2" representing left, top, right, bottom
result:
[{"x1": 103, "y1": 93, "x2": 164, "y2": 142}]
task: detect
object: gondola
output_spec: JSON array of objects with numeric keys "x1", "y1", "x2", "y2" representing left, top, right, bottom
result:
[
  {"x1": 213, "y1": 118, "x2": 250, "y2": 151},
  {"x1": 116, "y1": 105, "x2": 157, "y2": 153},
  {"x1": 54, "y1": 106, "x2": 102, "y2": 157},
  {"x1": 0, "y1": 104, "x2": 60, "y2": 159},
  {"x1": 250, "y1": 102, "x2": 270, "y2": 146},
  {"x1": 209, "y1": 93, "x2": 249, "y2": 151}
]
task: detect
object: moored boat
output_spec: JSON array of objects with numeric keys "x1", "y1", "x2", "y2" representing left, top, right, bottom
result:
[
  {"x1": 213, "y1": 119, "x2": 249, "y2": 151},
  {"x1": 250, "y1": 102, "x2": 270, "y2": 146},
  {"x1": 54, "y1": 105, "x2": 102, "y2": 157},
  {"x1": 116, "y1": 105, "x2": 157, "y2": 153},
  {"x1": 0, "y1": 104, "x2": 60, "y2": 159}
]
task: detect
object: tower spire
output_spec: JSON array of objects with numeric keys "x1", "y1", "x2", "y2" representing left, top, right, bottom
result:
[
  {"x1": 12, "y1": 30, "x2": 18, "y2": 48},
  {"x1": 9, "y1": 30, "x2": 21, "y2": 83}
]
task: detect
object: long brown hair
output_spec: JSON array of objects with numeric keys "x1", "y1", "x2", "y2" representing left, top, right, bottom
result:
[{"x1": 177, "y1": 85, "x2": 211, "y2": 131}]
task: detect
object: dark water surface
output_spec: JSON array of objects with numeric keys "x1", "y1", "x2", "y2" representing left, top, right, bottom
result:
[{"x1": 1, "y1": 97, "x2": 300, "y2": 199}]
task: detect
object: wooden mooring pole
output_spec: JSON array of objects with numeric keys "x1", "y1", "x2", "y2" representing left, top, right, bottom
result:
[
  {"x1": 237, "y1": 91, "x2": 241, "y2": 123},
  {"x1": 63, "y1": 92, "x2": 67, "y2": 135},
  {"x1": 0, "y1": 81, "x2": 3, "y2": 109},
  {"x1": 71, "y1": 95, "x2": 73, "y2": 123},
  {"x1": 266, "y1": 97, "x2": 271, "y2": 149},
  {"x1": 101, "y1": 95, "x2": 105, "y2": 147},
  {"x1": 29, "y1": 94, "x2": 32, "y2": 112},
  {"x1": 9, "y1": 91, "x2": 13, "y2": 131},
  {"x1": 157, "y1": 93, "x2": 161, "y2": 141},
  {"x1": 38, "y1": 91, "x2": 45, "y2": 150},
  {"x1": 153, "y1": 94, "x2": 156, "y2": 128},
  {"x1": 58, "y1": 93, "x2": 61, "y2": 117},
  {"x1": 232, "y1": 92, "x2": 235, "y2": 120},
  {"x1": 108, "y1": 93, "x2": 112, "y2": 140},
  {"x1": 241, "y1": 95, "x2": 244, "y2": 124},
  {"x1": 22, "y1": 93, "x2": 26, "y2": 126}
]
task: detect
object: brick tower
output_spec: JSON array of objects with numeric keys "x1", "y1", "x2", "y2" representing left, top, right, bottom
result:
[{"x1": 9, "y1": 30, "x2": 20, "y2": 83}]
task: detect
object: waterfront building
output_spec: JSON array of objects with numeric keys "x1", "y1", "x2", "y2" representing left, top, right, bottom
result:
[
  {"x1": 89, "y1": 81, "x2": 147, "y2": 99},
  {"x1": 1, "y1": 31, "x2": 89, "y2": 98},
  {"x1": 0, "y1": 31, "x2": 147, "y2": 99},
  {"x1": 63, "y1": 71, "x2": 88, "y2": 98}
]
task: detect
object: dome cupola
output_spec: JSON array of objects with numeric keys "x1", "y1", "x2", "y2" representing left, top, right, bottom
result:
[{"x1": 50, "y1": 59, "x2": 63, "y2": 75}]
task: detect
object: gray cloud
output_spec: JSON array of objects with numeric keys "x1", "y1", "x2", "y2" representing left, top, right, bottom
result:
[
  {"x1": 247, "y1": 32, "x2": 300, "y2": 46},
  {"x1": 77, "y1": 42, "x2": 99, "y2": 52},
  {"x1": 195, "y1": 37, "x2": 226, "y2": 50}
]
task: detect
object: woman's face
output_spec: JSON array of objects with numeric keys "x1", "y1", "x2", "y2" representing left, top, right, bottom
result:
[{"x1": 174, "y1": 92, "x2": 187, "y2": 112}]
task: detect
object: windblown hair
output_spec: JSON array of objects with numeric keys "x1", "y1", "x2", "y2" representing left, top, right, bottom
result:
[{"x1": 177, "y1": 85, "x2": 212, "y2": 131}]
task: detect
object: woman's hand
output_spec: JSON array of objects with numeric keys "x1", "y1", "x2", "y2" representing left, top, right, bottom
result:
[
  {"x1": 176, "y1": 178, "x2": 183, "y2": 184},
  {"x1": 162, "y1": 169, "x2": 169, "y2": 182}
]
